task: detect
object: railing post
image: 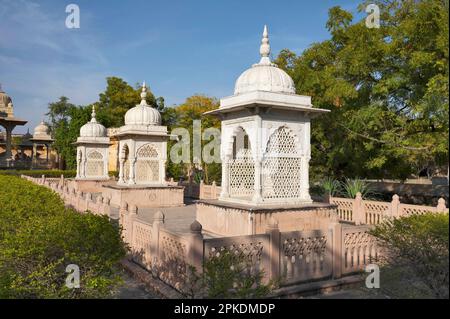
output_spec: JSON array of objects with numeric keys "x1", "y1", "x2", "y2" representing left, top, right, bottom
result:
[
  {"x1": 85, "y1": 192, "x2": 92, "y2": 212},
  {"x1": 152, "y1": 211, "x2": 165, "y2": 269},
  {"x1": 188, "y1": 221, "x2": 204, "y2": 273},
  {"x1": 76, "y1": 190, "x2": 83, "y2": 211},
  {"x1": 212, "y1": 181, "x2": 217, "y2": 199},
  {"x1": 96, "y1": 195, "x2": 103, "y2": 215},
  {"x1": 437, "y1": 198, "x2": 447, "y2": 212},
  {"x1": 391, "y1": 194, "x2": 400, "y2": 218},
  {"x1": 103, "y1": 197, "x2": 111, "y2": 218},
  {"x1": 199, "y1": 180, "x2": 204, "y2": 199},
  {"x1": 265, "y1": 217, "x2": 280, "y2": 282},
  {"x1": 354, "y1": 192, "x2": 365, "y2": 225},
  {"x1": 119, "y1": 201, "x2": 128, "y2": 228},
  {"x1": 127, "y1": 205, "x2": 138, "y2": 246},
  {"x1": 331, "y1": 222, "x2": 342, "y2": 279}
]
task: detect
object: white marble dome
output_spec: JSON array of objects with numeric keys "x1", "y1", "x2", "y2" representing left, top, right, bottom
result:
[
  {"x1": 125, "y1": 105, "x2": 161, "y2": 126},
  {"x1": 124, "y1": 84, "x2": 161, "y2": 126},
  {"x1": 80, "y1": 107, "x2": 106, "y2": 137},
  {"x1": 0, "y1": 88, "x2": 12, "y2": 108},
  {"x1": 34, "y1": 121, "x2": 49, "y2": 136},
  {"x1": 234, "y1": 63, "x2": 295, "y2": 95},
  {"x1": 234, "y1": 26, "x2": 296, "y2": 95}
]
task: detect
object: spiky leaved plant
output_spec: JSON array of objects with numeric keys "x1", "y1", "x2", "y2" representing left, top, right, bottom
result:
[
  {"x1": 322, "y1": 177, "x2": 341, "y2": 196},
  {"x1": 341, "y1": 177, "x2": 374, "y2": 199}
]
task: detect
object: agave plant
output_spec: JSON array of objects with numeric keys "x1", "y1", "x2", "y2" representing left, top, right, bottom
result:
[
  {"x1": 322, "y1": 177, "x2": 341, "y2": 196},
  {"x1": 341, "y1": 177, "x2": 374, "y2": 199}
]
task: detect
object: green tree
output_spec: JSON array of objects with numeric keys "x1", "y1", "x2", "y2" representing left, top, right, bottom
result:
[
  {"x1": 46, "y1": 97, "x2": 89, "y2": 170},
  {"x1": 276, "y1": 0, "x2": 449, "y2": 180},
  {"x1": 167, "y1": 95, "x2": 221, "y2": 184},
  {"x1": 47, "y1": 77, "x2": 166, "y2": 170},
  {"x1": 93, "y1": 77, "x2": 166, "y2": 128}
]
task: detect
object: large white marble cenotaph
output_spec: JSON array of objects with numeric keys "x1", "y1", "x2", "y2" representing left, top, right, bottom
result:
[
  {"x1": 197, "y1": 26, "x2": 335, "y2": 236},
  {"x1": 102, "y1": 82, "x2": 184, "y2": 208}
]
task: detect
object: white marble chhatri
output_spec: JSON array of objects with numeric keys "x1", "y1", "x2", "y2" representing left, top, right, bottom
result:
[
  {"x1": 114, "y1": 82, "x2": 168, "y2": 186},
  {"x1": 75, "y1": 106, "x2": 110, "y2": 180},
  {"x1": 205, "y1": 25, "x2": 330, "y2": 206}
]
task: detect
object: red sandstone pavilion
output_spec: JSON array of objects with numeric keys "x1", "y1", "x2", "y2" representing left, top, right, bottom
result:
[{"x1": 23, "y1": 26, "x2": 449, "y2": 297}]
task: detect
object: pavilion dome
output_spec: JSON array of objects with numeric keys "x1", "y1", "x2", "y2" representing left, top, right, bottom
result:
[
  {"x1": 234, "y1": 26, "x2": 296, "y2": 95},
  {"x1": 34, "y1": 121, "x2": 49, "y2": 136},
  {"x1": 0, "y1": 85, "x2": 12, "y2": 109},
  {"x1": 80, "y1": 106, "x2": 107, "y2": 137},
  {"x1": 124, "y1": 83, "x2": 161, "y2": 126}
]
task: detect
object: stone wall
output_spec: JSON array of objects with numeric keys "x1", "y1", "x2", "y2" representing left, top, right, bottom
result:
[
  {"x1": 330, "y1": 193, "x2": 448, "y2": 225},
  {"x1": 23, "y1": 174, "x2": 447, "y2": 296}
]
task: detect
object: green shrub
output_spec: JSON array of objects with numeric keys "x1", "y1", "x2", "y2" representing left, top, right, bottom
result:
[
  {"x1": 0, "y1": 170, "x2": 118, "y2": 179},
  {"x1": 370, "y1": 213, "x2": 449, "y2": 299},
  {"x1": 0, "y1": 169, "x2": 77, "y2": 178},
  {"x1": 180, "y1": 251, "x2": 275, "y2": 299},
  {"x1": 0, "y1": 175, "x2": 127, "y2": 298}
]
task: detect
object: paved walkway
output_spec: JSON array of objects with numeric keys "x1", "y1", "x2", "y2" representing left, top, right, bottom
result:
[
  {"x1": 106, "y1": 197, "x2": 200, "y2": 236},
  {"x1": 137, "y1": 200, "x2": 197, "y2": 235},
  {"x1": 114, "y1": 271, "x2": 158, "y2": 299},
  {"x1": 305, "y1": 288, "x2": 389, "y2": 299}
]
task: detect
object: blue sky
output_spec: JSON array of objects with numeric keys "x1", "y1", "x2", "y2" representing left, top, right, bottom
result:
[{"x1": 0, "y1": 0, "x2": 363, "y2": 133}]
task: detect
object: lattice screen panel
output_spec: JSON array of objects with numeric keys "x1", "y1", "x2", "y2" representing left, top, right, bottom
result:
[
  {"x1": 136, "y1": 160, "x2": 159, "y2": 183},
  {"x1": 265, "y1": 126, "x2": 298, "y2": 156},
  {"x1": 137, "y1": 144, "x2": 159, "y2": 157},
  {"x1": 85, "y1": 151, "x2": 104, "y2": 177},
  {"x1": 228, "y1": 149, "x2": 254, "y2": 198},
  {"x1": 136, "y1": 144, "x2": 159, "y2": 183},
  {"x1": 262, "y1": 157, "x2": 301, "y2": 199},
  {"x1": 262, "y1": 127, "x2": 301, "y2": 200}
]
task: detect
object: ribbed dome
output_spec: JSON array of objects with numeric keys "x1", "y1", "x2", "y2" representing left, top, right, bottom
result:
[
  {"x1": 234, "y1": 64, "x2": 295, "y2": 95},
  {"x1": 80, "y1": 106, "x2": 107, "y2": 137},
  {"x1": 0, "y1": 85, "x2": 14, "y2": 117},
  {"x1": 125, "y1": 105, "x2": 161, "y2": 125},
  {"x1": 0, "y1": 92, "x2": 11, "y2": 108},
  {"x1": 34, "y1": 121, "x2": 49, "y2": 135},
  {"x1": 234, "y1": 26, "x2": 296, "y2": 95},
  {"x1": 124, "y1": 83, "x2": 161, "y2": 126}
]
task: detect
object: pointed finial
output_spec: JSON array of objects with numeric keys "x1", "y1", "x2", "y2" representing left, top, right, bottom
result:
[
  {"x1": 90, "y1": 105, "x2": 97, "y2": 122},
  {"x1": 259, "y1": 25, "x2": 271, "y2": 64},
  {"x1": 140, "y1": 81, "x2": 148, "y2": 106}
]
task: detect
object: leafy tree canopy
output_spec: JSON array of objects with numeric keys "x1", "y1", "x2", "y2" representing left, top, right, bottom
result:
[
  {"x1": 166, "y1": 95, "x2": 221, "y2": 183},
  {"x1": 47, "y1": 77, "x2": 165, "y2": 169},
  {"x1": 275, "y1": 0, "x2": 449, "y2": 180}
]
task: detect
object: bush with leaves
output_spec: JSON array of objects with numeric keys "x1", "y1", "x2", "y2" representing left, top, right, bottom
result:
[
  {"x1": 0, "y1": 170, "x2": 118, "y2": 179},
  {"x1": 369, "y1": 213, "x2": 449, "y2": 299},
  {"x1": 0, "y1": 169, "x2": 77, "y2": 178},
  {"x1": 0, "y1": 175, "x2": 127, "y2": 298},
  {"x1": 179, "y1": 251, "x2": 276, "y2": 299}
]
